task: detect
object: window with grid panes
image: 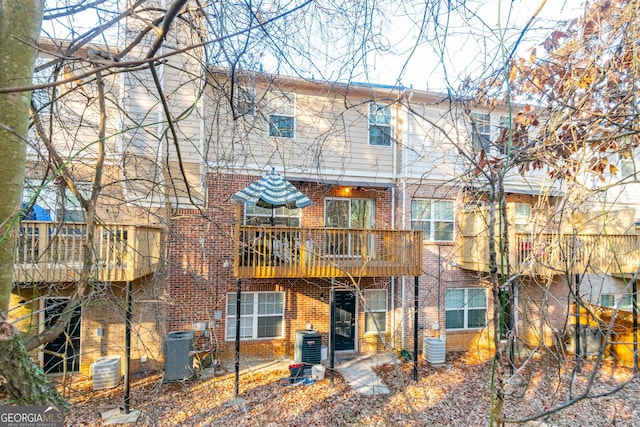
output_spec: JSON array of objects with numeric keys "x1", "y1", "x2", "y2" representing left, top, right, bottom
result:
[
  {"x1": 411, "y1": 199, "x2": 454, "y2": 241},
  {"x1": 268, "y1": 93, "x2": 295, "y2": 138},
  {"x1": 226, "y1": 292, "x2": 284, "y2": 340},
  {"x1": 364, "y1": 289, "x2": 387, "y2": 333},
  {"x1": 369, "y1": 103, "x2": 392, "y2": 146},
  {"x1": 445, "y1": 288, "x2": 487, "y2": 330},
  {"x1": 471, "y1": 112, "x2": 491, "y2": 152}
]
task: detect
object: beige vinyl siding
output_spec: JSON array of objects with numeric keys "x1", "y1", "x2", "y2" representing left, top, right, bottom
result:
[
  {"x1": 404, "y1": 104, "x2": 466, "y2": 183},
  {"x1": 204, "y1": 80, "x2": 395, "y2": 182}
]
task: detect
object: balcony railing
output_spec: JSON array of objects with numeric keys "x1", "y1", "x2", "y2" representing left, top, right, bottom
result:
[
  {"x1": 15, "y1": 221, "x2": 164, "y2": 283},
  {"x1": 457, "y1": 207, "x2": 640, "y2": 276},
  {"x1": 235, "y1": 226, "x2": 423, "y2": 278}
]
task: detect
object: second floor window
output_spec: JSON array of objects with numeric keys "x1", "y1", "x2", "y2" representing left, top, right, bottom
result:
[
  {"x1": 22, "y1": 180, "x2": 90, "y2": 223},
  {"x1": 498, "y1": 115, "x2": 512, "y2": 155},
  {"x1": 411, "y1": 199, "x2": 454, "y2": 241},
  {"x1": 514, "y1": 203, "x2": 531, "y2": 233},
  {"x1": 244, "y1": 204, "x2": 301, "y2": 227},
  {"x1": 325, "y1": 198, "x2": 374, "y2": 257},
  {"x1": 369, "y1": 103, "x2": 392, "y2": 146},
  {"x1": 268, "y1": 93, "x2": 295, "y2": 138},
  {"x1": 235, "y1": 86, "x2": 256, "y2": 116},
  {"x1": 325, "y1": 198, "x2": 374, "y2": 229},
  {"x1": 471, "y1": 112, "x2": 491, "y2": 152}
]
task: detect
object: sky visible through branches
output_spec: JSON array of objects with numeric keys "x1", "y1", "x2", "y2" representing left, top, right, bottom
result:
[{"x1": 42, "y1": 0, "x2": 587, "y2": 91}]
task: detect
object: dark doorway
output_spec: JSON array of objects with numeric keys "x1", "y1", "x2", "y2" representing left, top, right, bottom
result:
[
  {"x1": 334, "y1": 290, "x2": 356, "y2": 351},
  {"x1": 44, "y1": 298, "x2": 82, "y2": 374}
]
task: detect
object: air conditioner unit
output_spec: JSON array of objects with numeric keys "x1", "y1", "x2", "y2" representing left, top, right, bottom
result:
[
  {"x1": 92, "y1": 355, "x2": 122, "y2": 391},
  {"x1": 423, "y1": 338, "x2": 446, "y2": 365}
]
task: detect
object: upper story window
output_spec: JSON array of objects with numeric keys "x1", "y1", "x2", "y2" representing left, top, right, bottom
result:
[
  {"x1": 268, "y1": 93, "x2": 295, "y2": 138},
  {"x1": 471, "y1": 112, "x2": 491, "y2": 152},
  {"x1": 243, "y1": 204, "x2": 301, "y2": 227},
  {"x1": 618, "y1": 147, "x2": 638, "y2": 179},
  {"x1": 234, "y1": 86, "x2": 256, "y2": 116},
  {"x1": 514, "y1": 203, "x2": 531, "y2": 233},
  {"x1": 369, "y1": 103, "x2": 392, "y2": 147},
  {"x1": 411, "y1": 199, "x2": 454, "y2": 241},
  {"x1": 325, "y1": 198, "x2": 374, "y2": 256},
  {"x1": 32, "y1": 58, "x2": 54, "y2": 115},
  {"x1": 445, "y1": 288, "x2": 487, "y2": 330},
  {"x1": 498, "y1": 115, "x2": 512, "y2": 155},
  {"x1": 600, "y1": 293, "x2": 633, "y2": 311},
  {"x1": 22, "y1": 180, "x2": 90, "y2": 223},
  {"x1": 325, "y1": 198, "x2": 374, "y2": 229}
]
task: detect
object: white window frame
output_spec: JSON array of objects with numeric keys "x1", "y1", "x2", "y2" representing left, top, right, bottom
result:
[
  {"x1": 410, "y1": 199, "x2": 455, "y2": 242},
  {"x1": 325, "y1": 197, "x2": 375, "y2": 229},
  {"x1": 23, "y1": 179, "x2": 91, "y2": 223},
  {"x1": 471, "y1": 112, "x2": 491, "y2": 152},
  {"x1": 445, "y1": 288, "x2": 487, "y2": 330},
  {"x1": 514, "y1": 203, "x2": 531, "y2": 233},
  {"x1": 498, "y1": 115, "x2": 512, "y2": 154},
  {"x1": 244, "y1": 204, "x2": 301, "y2": 227},
  {"x1": 226, "y1": 291, "x2": 285, "y2": 340},
  {"x1": 268, "y1": 92, "x2": 295, "y2": 138},
  {"x1": 600, "y1": 293, "x2": 633, "y2": 311},
  {"x1": 369, "y1": 103, "x2": 392, "y2": 146},
  {"x1": 32, "y1": 57, "x2": 54, "y2": 115},
  {"x1": 364, "y1": 289, "x2": 387, "y2": 333},
  {"x1": 234, "y1": 86, "x2": 256, "y2": 116}
]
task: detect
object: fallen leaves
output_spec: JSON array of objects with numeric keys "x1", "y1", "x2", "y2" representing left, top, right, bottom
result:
[{"x1": 28, "y1": 351, "x2": 640, "y2": 426}]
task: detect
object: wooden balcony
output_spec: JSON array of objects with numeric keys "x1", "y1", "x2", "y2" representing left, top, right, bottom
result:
[
  {"x1": 235, "y1": 226, "x2": 423, "y2": 279},
  {"x1": 15, "y1": 221, "x2": 164, "y2": 283},
  {"x1": 457, "y1": 206, "x2": 640, "y2": 276}
]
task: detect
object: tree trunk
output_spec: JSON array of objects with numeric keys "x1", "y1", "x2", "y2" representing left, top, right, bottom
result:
[
  {"x1": 0, "y1": 0, "x2": 69, "y2": 410},
  {"x1": 0, "y1": 0, "x2": 44, "y2": 311},
  {"x1": 0, "y1": 321, "x2": 71, "y2": 410}
]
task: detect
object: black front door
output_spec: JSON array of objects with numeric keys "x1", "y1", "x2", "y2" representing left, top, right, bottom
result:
[
  {"x1": 44, "y1": 298, "x2": 81, "y2": 373},
  {"x1": 334, "y1": 290, "x2": 356, "y2": 351}
]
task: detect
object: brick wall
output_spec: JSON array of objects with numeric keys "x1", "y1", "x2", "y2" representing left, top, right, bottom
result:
[{"x1": 168, "y1": 173, "x2": 397, "y2": 361}]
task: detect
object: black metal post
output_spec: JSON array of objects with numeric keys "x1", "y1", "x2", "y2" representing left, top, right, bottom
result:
[
  {"x1": 633, "y1": 278, "x2": 638, "y2": 373},
  {"x1": 413, "y1": 276, "x2": 418, "y2": 381},
  {"x1": 329, "y1": 279, "x2": 335, "y2": 387},
  {"x1": 124, "y1": 281, "x2": 132, "y2": 414},
  {"x1": 235, "y1": 279, "x2": 241, "y2": 398},
  {"x1": 574, "y1": 273, "x2": 581, "y2": 372}
]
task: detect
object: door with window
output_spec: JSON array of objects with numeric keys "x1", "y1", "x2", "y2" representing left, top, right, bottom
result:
[
  {"x1": 334, "y1": 290, "x2": 356, "y2": 351},
  {"x1": 43, "y1": 298, "x2": 82, "y2": 373},
  {"x1": 325, "y1": 198, "x2": 374, "y2": 257}
]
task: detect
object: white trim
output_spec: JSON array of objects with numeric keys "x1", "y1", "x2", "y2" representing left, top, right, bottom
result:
[{"x1": 225, "y1": 291, "x2": 285, "y2": 341}]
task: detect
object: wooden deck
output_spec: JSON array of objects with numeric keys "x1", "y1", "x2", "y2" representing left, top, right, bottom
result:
[
  {"x1": 235, "y1": 226, "x2": 423, "y2": 278},
  {"x1": 456, "y1": 206, "x2": 640, "y2": 276},
  {"x1": 15, "y1": 221, "x2": 164, "y2": 283}
]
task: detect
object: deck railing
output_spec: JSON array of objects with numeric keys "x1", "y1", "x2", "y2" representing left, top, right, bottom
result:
[
  {"x1": 235, "y1": 225, "x2": 423, "y2": 278},
  {"x1": 456, "y1": 207, "x2": 640, "y2": 275},
  {"x1": 15, "y1": 221, "x2": 164, "y2": 283}
]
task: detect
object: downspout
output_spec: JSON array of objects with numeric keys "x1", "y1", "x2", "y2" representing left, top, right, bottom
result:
[
  {"x1": 399, "y1": 95, "x2": 409, "y2": 349},
  {"x1": 391, "y1": 94, "x2": 399, "y2": 349}
]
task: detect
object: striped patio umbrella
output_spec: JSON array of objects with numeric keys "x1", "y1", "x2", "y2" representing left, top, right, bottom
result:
[{"x1": 232, "y1": 168, "x2": 312, "y2": 224}]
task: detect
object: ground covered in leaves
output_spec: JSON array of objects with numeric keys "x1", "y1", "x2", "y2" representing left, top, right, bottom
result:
[{"x1": 20, "y1": 352, "x2": 640, "y2": 426}]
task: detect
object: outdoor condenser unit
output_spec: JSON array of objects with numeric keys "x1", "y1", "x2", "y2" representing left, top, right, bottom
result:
[
  {"x1": 294, "y1": 329, "x2": 322, "y2": 366},
  {"x1": 92, "y1": 355, "x2": 122, "y2": 391},
  {"x1": 423, "y1": 337, "x2": 446, "y2": 365},
  {"x1": 164, "y1": 330, "x2": 195, "y2": 382}
]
